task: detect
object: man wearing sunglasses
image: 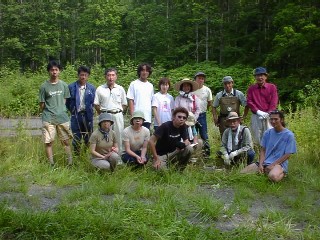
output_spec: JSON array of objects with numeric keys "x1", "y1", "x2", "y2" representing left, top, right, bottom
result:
[{"x1": 149, "y1": 107, "x2": 193, "y2": 170}]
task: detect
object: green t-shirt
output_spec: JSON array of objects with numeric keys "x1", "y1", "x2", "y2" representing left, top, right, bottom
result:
[{"x1": 39, "y1": 80, "x2": 70, "y2": 124}]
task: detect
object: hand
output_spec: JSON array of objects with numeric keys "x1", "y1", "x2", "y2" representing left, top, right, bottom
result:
[
  {"x1": 153, "y1": 158, "x2": 161, "y2": 169},
  {"x1": 264, "y1": 165, "x2": 273, "y2": 174},
  {"x1": 222, "y1": 154, "x2": 231, "y2": 165},
  {"x1": 257, "y1": 110, "x2": 269, "y2": 119},
  {"x1": 229, "y1": 150, "x2": 238, "y2": 160},
  {"x1": 258, "y1": 164, "x2": 264, "y2": 174}
]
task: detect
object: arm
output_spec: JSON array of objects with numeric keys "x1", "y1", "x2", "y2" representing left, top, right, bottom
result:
[
  {"x1": 128, "y1": 99, "x2": 134, "y2": 117},
  {"x1": 90, "y1": 144, "x2": 110, "y2": 159},
  {"x1": 94, "y1": 104, "x2": 101, "y2": 115},
  {"x1": 246, "y1": 87, "x2": 259, "y2": 113},
  {"x1": 243, "y1": 106, "x2": 249, "y2": 119},
  {"x1": 258, "y1": 147, "x2": 266, "y2": 173},
  {"x1": 149, "y1": 135, "x2": 161, "y2": 169},
  {"x1": 39, "y1": 102, "x2": 45, "y2": 112},
  {"x1": 268, "y1": 84, "x2": 279, "y2": 112},
  {"x1": 123, "y1": 141, "x2": 143, "y2": 163},
  {"x1": 152, "y1": 106, "x2": 161, "y2": 126},
  {"x1": 212, "y1": 107, "x2": 219, "y2": 126},
  {"x1": 193, "y1": 96, "x2": 201, "y2": 120},
  {"x1": 207, "y1": 100, "x2": 213, "y2": 112},
  {"x1": 140, "y1": 140, "x2": 148, "y2": 163}
]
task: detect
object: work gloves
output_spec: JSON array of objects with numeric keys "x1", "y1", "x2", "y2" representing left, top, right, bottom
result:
[{"x1": 256, "y1": 110, "x2": 269, "y2": 119}]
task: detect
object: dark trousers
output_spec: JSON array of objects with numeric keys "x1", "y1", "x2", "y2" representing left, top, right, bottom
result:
[
  {"x1": 71, "y1": 112, "x2": 93, "y2": 154},
  {"x1": 195, "y1": 112, "x2": 210, "y2": 157}
]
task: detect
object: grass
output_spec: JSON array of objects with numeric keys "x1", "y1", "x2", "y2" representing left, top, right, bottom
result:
[{"x1": 0, "y1": 108, "x2": 320, "y2": 239}]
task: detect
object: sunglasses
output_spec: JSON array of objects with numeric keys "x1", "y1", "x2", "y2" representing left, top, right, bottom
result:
[{"x1": 177, "y1": 115, "x2": 187, "y2": 120}]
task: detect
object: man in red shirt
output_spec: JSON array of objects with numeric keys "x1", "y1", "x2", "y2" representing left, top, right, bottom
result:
[{"x1": 247, "y1": 67, "x2": 278, "y2": 144}]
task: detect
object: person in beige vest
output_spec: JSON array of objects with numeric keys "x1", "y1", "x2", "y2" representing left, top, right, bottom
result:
[{"x1": 212, "y1": 76, "x2": 249, "y2": 137}]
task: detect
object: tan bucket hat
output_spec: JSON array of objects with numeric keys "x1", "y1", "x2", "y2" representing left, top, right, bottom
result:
[{"x1": 174, "y1": 78, "x2": 199, "y2": 92}]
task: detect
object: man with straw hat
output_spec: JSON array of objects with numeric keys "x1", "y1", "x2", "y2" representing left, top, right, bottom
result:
[{"x1": 219, "y1": 112, "x2": 255, "y2": 166}]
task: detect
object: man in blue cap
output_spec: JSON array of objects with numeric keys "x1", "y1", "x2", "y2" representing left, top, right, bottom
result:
[{"x1": 247, "y1": 67, "x2": 278, "y2": 144}]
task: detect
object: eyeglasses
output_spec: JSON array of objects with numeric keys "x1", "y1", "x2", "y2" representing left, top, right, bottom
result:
[{"x1": 177, "y1": 115, "x2": 187, "y2": 120}]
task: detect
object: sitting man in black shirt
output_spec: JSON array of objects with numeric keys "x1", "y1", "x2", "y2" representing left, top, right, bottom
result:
[{"x1": 149, "y1": 107, "x2": 193, "y2": 170}]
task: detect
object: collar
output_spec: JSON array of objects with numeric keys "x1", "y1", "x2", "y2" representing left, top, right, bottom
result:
[{"x1": 222, "y1": 88, "x2": 235, "y2": 95}]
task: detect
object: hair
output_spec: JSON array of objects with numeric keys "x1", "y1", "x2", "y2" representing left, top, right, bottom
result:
[
  {"x1": 269, "y1": 110, "x2": 286, "y2": 127},
  {"x1": 105, "y1": 67, "x2": 118, "y2": 75},
  {"x1": 77, "y1": 66, "x2": 90, "y2": 75},
  {"x1": 180, "y1": 82, "x2": 193, "y2": 92},
  {"x1": 137, "y1": 63, "x2": 152, "y2": 77},
  {"x1": 47, "y1": 60, "x2": 61, "y2": 72},
  {"x1": 158, "y1": 77, "x2": 171, "y2": 89},
  {"x1": 172, "y1": 107, "x2": 189, "y2": 118}
]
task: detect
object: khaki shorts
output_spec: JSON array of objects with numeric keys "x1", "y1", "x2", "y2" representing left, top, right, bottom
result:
[{"x1": 42, "y1": 121, "x2": 73, "y2": 143}]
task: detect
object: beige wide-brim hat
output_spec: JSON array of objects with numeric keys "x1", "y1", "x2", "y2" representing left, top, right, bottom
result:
[
  {"x1": 174, "y1": 78, "x2": 199, "y2": 92},
  {"x1": 186, "y1": 112, "x2": 196, "y2": 126},
  {"x1": 226, "y1": 112, "x2": 241, "y2": 121}
]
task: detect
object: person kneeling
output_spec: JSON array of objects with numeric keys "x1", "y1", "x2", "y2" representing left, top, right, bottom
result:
[
  {"x1": 121, "y1": 111, "x2": 150, "y2": 167},
  {"x1": 149, "y1": 107, "x2": 193, "y2": 171},
  {"x1": 89, "y1": 113, "x2": 120, "y2": 171},
  {"x1": 219, "y1": 112, "x2": 255, "y2": 166},
  {"x1": 185, "y1": 112, "x2": 203, "y2": 162},
  {"x1": 241, "y1": 110, "x2": 297, "y2": 182}
]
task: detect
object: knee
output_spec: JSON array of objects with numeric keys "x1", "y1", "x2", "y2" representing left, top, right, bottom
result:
[{"x1": 268, "y1": 172, "x2": 284, "y2": 182}]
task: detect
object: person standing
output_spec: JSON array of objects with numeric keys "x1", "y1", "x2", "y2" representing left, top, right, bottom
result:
[
  {"x1": 39, "y1": 60, "x2": 73, "y2": 166},
  {"x1": 241, "y1": 110, "x2": 296, "y2": 182},
  {"x1": 94, "y1": 68, "x2": 127, "y2": 153},
  {"x1": 127, "y1": 63, "x2": 154, "y2": 129},
  {"x1": 219, "y1": 112, "x2": 255, "y2": 166},
  {"x1": 151, "y1": 77, "x2": 174, "y2": 131},
  {"x1": 213, "y1": 76, "x2": 249, "y2": 137},
  {"x1": 193, "y1": 72, "x2": 213, "y2": 157},
  {"x1": 66, "y1": 66, "x2": 96, "y2": 155},
  {"x1": 247, "y1": 67, "x2": 278, "y2": 144},
  {"x1": 149, "y1": 107, "x2": 193, "y2": 171}
]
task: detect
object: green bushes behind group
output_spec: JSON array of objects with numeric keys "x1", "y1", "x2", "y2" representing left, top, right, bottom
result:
[{"x1": 0, "y1": 62, "x2": 319, "y2": 117}]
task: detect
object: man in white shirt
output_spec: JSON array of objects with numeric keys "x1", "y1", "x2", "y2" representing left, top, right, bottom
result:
[
  {"x1": 193, "y1": 72, "x2": 213, "y2": 157},
  {"x1": 94, "y1": 68, "x2": 127, "y2": 153},
  {"x1": 127, "y1": 63, "x2": 154, "y2": 129}
]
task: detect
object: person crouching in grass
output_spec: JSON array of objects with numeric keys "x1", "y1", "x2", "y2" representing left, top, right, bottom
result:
[
  {"x1": 218, "y1": 112, "x2": 255, "y2": 166},
  {"x1": 89, "y1": 113, "x2": 120, "y2": 171},
  {"x1": 241, "y1": 110, "x2": 297, "y2": 182},
  {"x1": 121, "y1": 111, "x2": 150, "y2": 167}
]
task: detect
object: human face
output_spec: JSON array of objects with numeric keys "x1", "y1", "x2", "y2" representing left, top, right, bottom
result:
[
  {"x1": 228, "y1": 118, "x2": 240, "y2": 131},
  {"x1": 269, "y1": 113, "x2": 284, "y2": 130},
  {"x1": 132, "y1": 118, "x2": 143, "y2": 128},
  {"x1": 223, "y1": 81, "x2": 233, "y2": 93},
  {"x1": 172, "y1": 112, "x2": 187, "y2": 127},
  {"x1": 100, "y1": 120, "x2": 112, "y2": 130},
  {"x1": 195, "y1": 76, "x2": 205, "y2": 88},
  {"x1": 78, "y1": 71, "x2": 89, "y2": 86},
  {"x1": 49, "y1": 66, "x2": 60, "y2": 81},
  {"x1": 182, "y1": 83, "x2": 192, "y2": 93},
  {"x1": 106, "y1": 71, "x2": 117, "y2": 86},
  {"x1": 139, "y1": 65, "x2": 150, "y2": 81},
  {"x1": 160, "y1": 83, "x2": 169, "y2": 94},
  {"x1": 255, "y1": 74, "x2": 267, "y2": 86}
]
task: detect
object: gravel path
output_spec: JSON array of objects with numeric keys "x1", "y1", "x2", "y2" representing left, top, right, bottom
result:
[{"x1": 0, "y1": 117, "x2": 42, "y2": 136}]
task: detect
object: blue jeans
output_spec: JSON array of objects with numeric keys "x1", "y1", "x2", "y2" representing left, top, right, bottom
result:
[
  {"x1": 121, "y1": 150, "x2": 148, "y2": 166},
  {"x1": 195, "y1": 112, "x2": 210, "y2": 157},
  {"x1": 70, "y1": 112, "x2": 93, "y2": 154}
]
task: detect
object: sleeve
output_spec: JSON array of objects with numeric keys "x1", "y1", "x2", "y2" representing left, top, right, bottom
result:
[
  {"x1": 39, "y1": 85, "x2": 45, "y2": 103},
  {"x1": 121, "y1": 87, "x2": 128, "y2": 106},
  {"x1": 122, "y1": 128, "x2": 129, "y2": 142},
  {"x1": 151, "y1": 94, "x2": 158, "y2": 107},
  {"x1": 144, "y1": 128, "x2": 151, "y2": 141},
  {"x1": 238, "y1": 91, "x2": 247, "y2": 107},
  {"x1": 212, "y1": 93, "x2": 220, "y2": 108},
  {"x1": 89, "y1": 132, "x2": 97, "y2": 144},
  {"x1": 207, "y1": 87, "x2": 213, "y2": 101},
  {"x1": 126, "y1": 82, "x2": 135, "y2": 100},
  {"x1": 268, "y1": 84, "x2": 279, "y2": 112},
  {"x1": 64, "y1": 82, "x2": 70, "y2": 99},
  {"x1": 94, "y1": 87, "x2": 100, "y2": 105},
  {"x1": 247, "y1": 86, "x2": 258, "y2": 113},
  {"x1": 219, "y1": 129, "x2": 228, "y2": 155},
  {"x1": 154, "y1": 123, "x2": 165, "y2": 138}
]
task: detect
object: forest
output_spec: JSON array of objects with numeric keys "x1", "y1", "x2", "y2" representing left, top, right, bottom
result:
[{"x1": 0, "y1": 0, "x2": 319, "y2": 109}]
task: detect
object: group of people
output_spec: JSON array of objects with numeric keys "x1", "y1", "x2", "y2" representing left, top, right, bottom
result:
[{"x1": 39, "y1": 61, "x2": 296, "y2": 182}]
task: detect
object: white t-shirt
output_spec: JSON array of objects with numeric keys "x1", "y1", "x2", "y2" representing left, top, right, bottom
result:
[
  {"x1": 122, "y1": 126, "x2": 150, "y2": 154},
  {"x1": 193, "y1": 85, "x2": 213, "y2": 113},
  {"x1": 127, "y1": 79, "x2": 154, "y2": 123},
  {"x1": 151, "y1": 92, "x2": 174, "y2": 126}
]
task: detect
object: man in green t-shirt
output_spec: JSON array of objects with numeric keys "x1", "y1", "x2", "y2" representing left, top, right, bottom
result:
[{"x1": 39, "y1": 61, "x2": 73, "y2": 166}]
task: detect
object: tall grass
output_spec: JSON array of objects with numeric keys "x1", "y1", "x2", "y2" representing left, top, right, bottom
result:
[{"x1": 0, "y1": 108, "x2": 320, "y2": 239}]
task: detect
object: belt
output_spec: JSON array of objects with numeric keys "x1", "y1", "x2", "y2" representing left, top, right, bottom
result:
[
  {"x1": 102, "y1": 109, "x2": 122, "y2": 114},
  {"x1": 78, "y1": 110, "x2": 86, "y2": 114}
]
